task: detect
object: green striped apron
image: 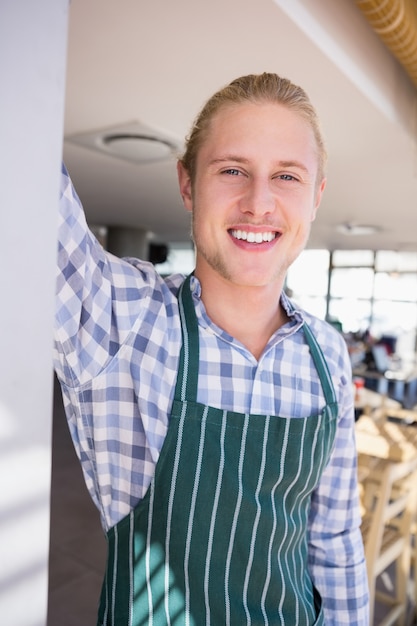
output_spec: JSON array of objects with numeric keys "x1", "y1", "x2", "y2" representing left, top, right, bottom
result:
[{"x1": 98, "y1": 276, "x2": 338, "y2": 625}]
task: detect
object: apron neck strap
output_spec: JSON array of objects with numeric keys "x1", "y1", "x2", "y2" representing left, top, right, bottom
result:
[
  {"x1": 175, "y1": 274, "x2": 200, "y2": 402},
  {"x1": 286, "y1": 298, "x2": 337, "y2": 407},
  {"x1": 175, "y1": 276, "x2": 337, "y2": 407},
  {"x1": 301, "y1": 321, "x2": 337, "y2": 406}
]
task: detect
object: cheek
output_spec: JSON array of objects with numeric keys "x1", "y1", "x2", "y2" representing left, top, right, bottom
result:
[
  {"x1": 191, "y1": 204, "x2": 209, "y2": 239},
  {"x1": 193, "y1": 190, "x2": 224, "y2": 225},
  {"x1": 284, "y1": 204, "x2": 316, "y2": 228}
]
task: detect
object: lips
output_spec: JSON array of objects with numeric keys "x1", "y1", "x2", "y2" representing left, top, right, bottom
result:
[{"x1": 230, "y1": 229, "x2": 277, "y2": 243}]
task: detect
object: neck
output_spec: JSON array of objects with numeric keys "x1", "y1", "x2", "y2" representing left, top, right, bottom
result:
[{"x1": 195, "y1": 272, "x2": 289, "y2": 361}]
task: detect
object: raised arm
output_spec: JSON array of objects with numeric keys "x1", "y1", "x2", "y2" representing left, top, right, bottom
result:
[{"x1": 54, "y1": 164, "x2": 155, "y2": 387}]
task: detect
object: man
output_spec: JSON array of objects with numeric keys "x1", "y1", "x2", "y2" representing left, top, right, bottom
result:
[{"x1": 55, "y1": 73, "x2": 369, "y2": 625}]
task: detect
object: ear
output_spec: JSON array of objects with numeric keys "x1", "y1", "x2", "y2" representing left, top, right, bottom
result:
[
  {"x1": 311, "y1": 177, "x2": 326, "y2": 222},
  {"x1": 177, "y1": 161, "x2": 193, "y2": 213}
]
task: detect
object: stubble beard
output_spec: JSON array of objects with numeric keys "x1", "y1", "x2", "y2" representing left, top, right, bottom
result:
[
  {"x1": 190, "y1": 214, "x2": 235, "y2": 283},
  {"x1": 190, "y1": 211, "x2": 312, "y2": 288}
]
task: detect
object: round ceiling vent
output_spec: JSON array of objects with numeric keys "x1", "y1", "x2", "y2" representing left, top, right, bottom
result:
[{"x1": 103, "y1": 133, "x2": 176, "y2": 163}]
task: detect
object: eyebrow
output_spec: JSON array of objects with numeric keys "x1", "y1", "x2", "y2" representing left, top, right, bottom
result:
[
  {"x1": 209, "y1": 155, "x2": 310, "y2": 173},
  {"x1": 209, "y1": 155, "x2": 248, "y2": 165},
  {"x1": 278, "y1": 160, "x2": 310, "y2": 174}
]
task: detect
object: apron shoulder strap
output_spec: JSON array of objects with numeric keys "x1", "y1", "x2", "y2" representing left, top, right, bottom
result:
[
  {"x1": 176, "y1": 281, "x2": 337, "y2": 408},
  {"x1": 302, "y1": 321, "x2": 337, "y2": 407},
  {"x1": 286, "y1": 298, "x2": 337, "y2": 407},
  {"x1": 174, "y1": 274, "x2": 200, "y2": 402}
]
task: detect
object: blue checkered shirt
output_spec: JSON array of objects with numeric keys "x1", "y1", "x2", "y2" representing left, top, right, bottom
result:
[{"x1": 54, "y1": 165, "x2": 369, "y2": 624}]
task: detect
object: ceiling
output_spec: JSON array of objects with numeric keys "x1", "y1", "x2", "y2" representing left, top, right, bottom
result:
[{"x1": 63, "y1": 0, "x2": 417, "y2": 254}]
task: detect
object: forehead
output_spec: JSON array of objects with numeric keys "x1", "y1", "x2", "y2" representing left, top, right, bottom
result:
[
  {"x1": 198, "y1": 101, "x2": 319, "y2": 166},
  {"x1": 210, "y1": 100, "x2": 311, "y2": 136}
]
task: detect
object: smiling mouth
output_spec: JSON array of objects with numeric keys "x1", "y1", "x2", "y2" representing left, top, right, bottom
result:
[{"x1": 230, "y1": 229, "x2": 278, "y2": 243}]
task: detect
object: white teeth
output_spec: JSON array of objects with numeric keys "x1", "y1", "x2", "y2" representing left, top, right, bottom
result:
[{"x1": 231, "y1": 229, "x2": 275, "y2": 243}]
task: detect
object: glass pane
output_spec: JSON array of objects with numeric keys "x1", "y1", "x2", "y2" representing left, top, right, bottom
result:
[
  {"x1": 155, "y1": 246, "x2": 195, "y2": 275},
  {"x1": 286, "y1": 249, "x2": 329, "y2": 297},
  {"x1": 330, "y1": 268, "x2": 374, "y2": 298},
  {"x1": 332, "y1": 250, "x2": 374, "y2": 267},
  {"x1": 376, "y1": 250, "x2": 417, "y2": 272},
  {"x1": 328, "y1": 298, "x2": 371, "y2": 333},
  {"x1": 397, "y1": 253, "x2": 417, "y2": 271},
  {"x1": 375, "y1": 250, "x2": 397, "y2": 272},
  {"x1": 395, "y1": 328, "x2": 417, "y2": 362},
  {"x1": 372, "y1": 300, "x2": 417, "y2": 334},
  {"x1": 374, "y1": 272, "x2": 417, "y2": 301},
  {"x1": 291, "y1": 295, "x2": 327, "y2": 320}
]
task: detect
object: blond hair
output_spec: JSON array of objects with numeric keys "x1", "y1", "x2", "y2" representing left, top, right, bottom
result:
[{"x1": 180, "y1": 72, "x2": 327, "y2": 183}]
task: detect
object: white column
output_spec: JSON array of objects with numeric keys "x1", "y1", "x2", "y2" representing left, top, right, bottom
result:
[{"x1": 0, "y1": 2, "x2": 69, "y2": 625}]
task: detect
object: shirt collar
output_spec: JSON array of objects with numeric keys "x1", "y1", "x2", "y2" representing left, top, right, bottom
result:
[{"x1": 189, "y1": 274, "x2": 305, "y2": 330}]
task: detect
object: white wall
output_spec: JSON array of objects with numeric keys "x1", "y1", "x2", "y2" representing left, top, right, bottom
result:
[{"x1": 0, "y1": 2, "x2": 69, "y2": 624}]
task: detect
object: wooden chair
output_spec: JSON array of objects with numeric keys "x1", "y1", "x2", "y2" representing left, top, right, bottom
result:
[
  {"x1": 410, "y1": 517, "x2": 417, "y2": 623},
  {"x1": 359, "y1": 454, "x2": 417, "y2": 625},
  {"x1": 356, "y1": 413, "x2": 417, "y2": 462}
]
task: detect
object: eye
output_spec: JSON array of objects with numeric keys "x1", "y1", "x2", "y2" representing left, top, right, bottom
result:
[
  {"x1": 276, "y1": 173, "x2": 297, "y2": 181},
  {"x1": 222, "y1": 168, "x2": 241, "y2": 176}
]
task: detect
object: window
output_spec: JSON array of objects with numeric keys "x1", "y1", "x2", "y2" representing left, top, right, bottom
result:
[
  {"x1": 286, "y1": 249, "x2": 417, "y2": 358},
  {"x1": 375, "y1": 251, "x2": 417, "y2": 272},
  {"x1": 333, "y1": 250, "x2": 374, "y2": 267},
  {"x1": 285, "y1": 250, "x2": 329, "y2": 318},
  {"x1": 155, "y1": 245, "x2": 195, "y2": 275}
]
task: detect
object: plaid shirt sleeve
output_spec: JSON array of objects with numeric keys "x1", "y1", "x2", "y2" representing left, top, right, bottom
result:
[
  {"x1": 54, "y1": 165, "x2": 183, "y2": 525},
  {"x1": 55, "y1": 163, "x2": 154, "y2": 385},
  {"x1": 306, "y1": 322, "x2": 369, "y2": 625}
]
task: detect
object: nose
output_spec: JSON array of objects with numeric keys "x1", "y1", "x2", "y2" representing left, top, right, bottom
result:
[{"x1": 239, "y1": 177, "x2": 275, "y2": 217}]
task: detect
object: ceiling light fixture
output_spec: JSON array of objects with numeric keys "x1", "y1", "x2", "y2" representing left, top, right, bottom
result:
[
  {"x1": 336, "y1": 222, "x2": 380, "y2": 236},
  {"x1": 66, "y1": 121, "x2": 181, "y2": 164}
]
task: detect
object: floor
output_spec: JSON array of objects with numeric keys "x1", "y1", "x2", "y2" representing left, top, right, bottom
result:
[{"x1": 47, "y1": 376, "x2": 416, "y2": 625}]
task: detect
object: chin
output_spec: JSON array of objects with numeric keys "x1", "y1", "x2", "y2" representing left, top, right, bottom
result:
[{"x1": 229, "y1": 270, "x2": 284, "y2": 289}]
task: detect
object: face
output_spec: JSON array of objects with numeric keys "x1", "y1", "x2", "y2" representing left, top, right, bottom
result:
[{"x1": 177, "y1": 101, "x2": 326, "y2": 292}]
